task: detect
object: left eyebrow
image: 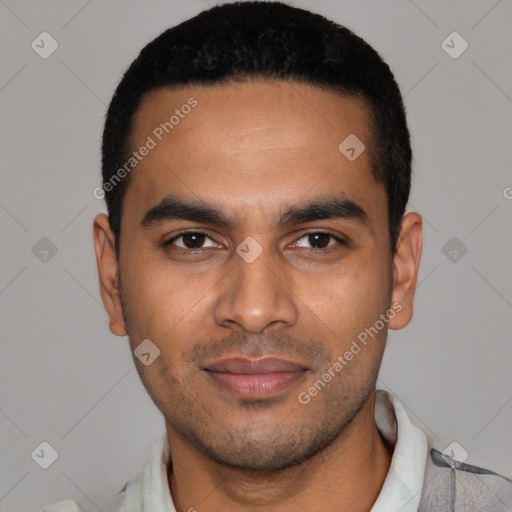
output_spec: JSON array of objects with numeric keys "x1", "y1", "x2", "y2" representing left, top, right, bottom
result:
[
  {"x1": 277, "y1": 197, "x2": 370, "y2": 228},
  {"x1": 140, "y1": 195, "x2": 370, "y2": 229}
]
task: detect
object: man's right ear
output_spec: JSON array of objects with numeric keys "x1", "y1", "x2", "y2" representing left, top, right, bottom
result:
[{"x1": 93, "y1": 214, "x2": 127, "y2": 336}]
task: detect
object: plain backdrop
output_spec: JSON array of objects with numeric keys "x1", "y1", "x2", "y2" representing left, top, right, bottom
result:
[{"x1": 1, "y1": 0, "x2": 511, "y2": 510}]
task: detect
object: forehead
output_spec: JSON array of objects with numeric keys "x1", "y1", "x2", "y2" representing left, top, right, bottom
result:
[
  {"x1": 124, "y1": 80, "x2": 386, "y2": 230},
  {"x1": 132, "y1": 80, "x2": 373, "y2": 153}
]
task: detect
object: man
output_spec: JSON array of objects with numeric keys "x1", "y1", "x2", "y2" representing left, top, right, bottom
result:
[{"x1": 46, "y1": 1, "x2": 512, "y2": 511}]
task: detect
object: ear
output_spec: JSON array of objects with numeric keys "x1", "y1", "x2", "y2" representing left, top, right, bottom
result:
[
  {"x1": 93, "y1": 213, "x2": 127, "y2": 336},
  {"x1": 388, "y1": 212, "x2": 423, "y2": 330}
]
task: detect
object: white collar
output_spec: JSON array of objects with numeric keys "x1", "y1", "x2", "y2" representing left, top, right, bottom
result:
[
  {"x1": 120, "y1": 389, "x2": 428, "y2": 512},
  {"x1": 370, "y1": 390, "x2": 428, "y2": 511}
]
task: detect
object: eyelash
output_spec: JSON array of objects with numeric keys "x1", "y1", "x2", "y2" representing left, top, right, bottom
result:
[{"x1": 164, "y1": 230, "x2": 347, "y2": 253}]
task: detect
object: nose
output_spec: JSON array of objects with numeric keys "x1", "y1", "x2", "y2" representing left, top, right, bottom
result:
[{"x1": 213, "y1": 243, "x2": 298, "y2": 334}]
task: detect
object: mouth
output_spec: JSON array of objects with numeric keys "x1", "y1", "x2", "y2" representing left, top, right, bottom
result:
[{"x1": 202, "y1": 357, "x2": 309, "y2": 399}]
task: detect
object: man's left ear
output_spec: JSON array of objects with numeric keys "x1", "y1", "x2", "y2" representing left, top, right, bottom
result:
[{"x1": 388, "y1": 211, "x2": 423, "y2": 330}]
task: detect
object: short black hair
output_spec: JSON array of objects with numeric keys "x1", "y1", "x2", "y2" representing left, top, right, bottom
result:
[{"x1": 102, "y1": 1, "x2": 412, "y2": 257}]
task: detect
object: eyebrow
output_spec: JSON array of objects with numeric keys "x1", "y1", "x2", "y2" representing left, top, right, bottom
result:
[{"x1": 140, "y1": 195, "x2": 370, "y2": 230}]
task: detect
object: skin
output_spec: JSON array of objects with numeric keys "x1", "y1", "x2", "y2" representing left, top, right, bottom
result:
[{"x1": 94, "y1": 80, "x2": 422, "y2": 512}]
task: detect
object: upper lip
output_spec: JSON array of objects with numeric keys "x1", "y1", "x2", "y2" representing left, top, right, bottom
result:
[{"x1": 203, "y1": 357, "x2": 308, "y2": 374}]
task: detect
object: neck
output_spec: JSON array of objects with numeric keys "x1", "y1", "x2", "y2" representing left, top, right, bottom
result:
[{"x1": 166, "y1": 391, "x2": 393, "y2": 512}]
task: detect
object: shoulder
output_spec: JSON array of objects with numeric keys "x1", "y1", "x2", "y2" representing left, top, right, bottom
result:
[
  {"x1": 37, "y1": 500, "x2": 82, "y2": 512},
  {"x1": 419, "y1": 446, "x2": 512, "y2": 512},
  {"x1": 39, "y1": 476, "x2": 140, "y2": 512},
  {"x1": 113, "y1": 470, "x2": 144, "y2": 511}
]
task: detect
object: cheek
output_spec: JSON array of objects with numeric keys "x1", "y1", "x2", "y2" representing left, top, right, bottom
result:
[
  {"x1": 121, "y1": 256, "x2": 218, "y2": 347},
  {"x1": 316, "y1": 252, "x2": 388, "y2": 314},
  {"x1": 123, "y1": 271, "x2": 203, "y2": 385}
]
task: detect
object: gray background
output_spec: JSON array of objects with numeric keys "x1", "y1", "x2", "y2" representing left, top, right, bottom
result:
[{"x1": 1, "y1": 0, "x2": 511, "y2": 510}]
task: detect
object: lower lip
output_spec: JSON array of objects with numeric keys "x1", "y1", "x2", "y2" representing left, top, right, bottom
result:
[{"x1": 205, "y1": 370, "x2": 307, "y2": 399}]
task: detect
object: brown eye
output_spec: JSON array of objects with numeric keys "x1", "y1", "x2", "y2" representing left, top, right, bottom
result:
[
  {"x1": 181, "y1": 233, "x2": 206, "y2": 248},
  {"x1": 166, "y1": 231, "x2": 218, "y2": 250},
  {"x1": 308, "y1": 233, "x2": 331, "y2": 248},
  {"x1": 294, "y1": 232, "x2": 344, "y2": 249}
]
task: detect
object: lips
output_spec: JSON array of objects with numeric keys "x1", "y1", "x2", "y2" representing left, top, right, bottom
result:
[
  {"x1": 203, "y1": 357, "x2": 308, "y2": 399},
  {"x1": 205, "y1": 357, "x2": 306, "y2": 374}
]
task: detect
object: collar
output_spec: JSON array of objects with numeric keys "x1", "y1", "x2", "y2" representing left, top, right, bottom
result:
[
  {"x1": 120, "y1": 389, "x2": 428, "y2": 511},
  {"x1": 370, "y1": 389, "x2": 428, "y2": 511}
]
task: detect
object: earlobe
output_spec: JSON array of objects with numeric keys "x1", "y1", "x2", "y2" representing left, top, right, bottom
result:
[
  {"x1": 388, "y1": 212, "x2": 423, "y2": 331},
  {"x1": 93, "y1": 213, "x2": 128, "y2": 337}
]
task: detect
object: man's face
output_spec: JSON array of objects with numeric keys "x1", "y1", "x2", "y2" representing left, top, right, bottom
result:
[{"x1": 111, "y1": 81, "x2": 397, "y2": 470}]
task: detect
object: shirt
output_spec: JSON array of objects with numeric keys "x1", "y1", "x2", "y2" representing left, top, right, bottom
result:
[{"x1": 41, "y1": 389, "x2": 512, "y2": 511}]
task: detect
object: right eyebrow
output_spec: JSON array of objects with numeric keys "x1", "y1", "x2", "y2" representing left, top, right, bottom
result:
[{"x1": 141, "y1": 196, "x2": 236, "y2": 229}]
